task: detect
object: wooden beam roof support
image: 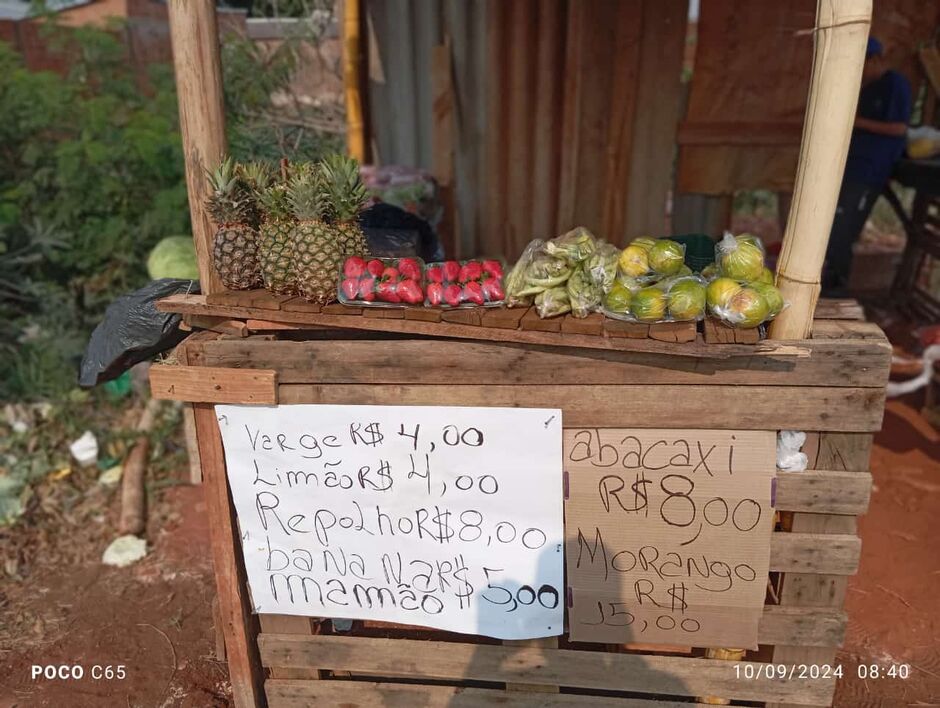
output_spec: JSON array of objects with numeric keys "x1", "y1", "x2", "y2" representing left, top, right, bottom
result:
[{"x1": 168, "y1": 0, "x2": 227, "y2": 295}]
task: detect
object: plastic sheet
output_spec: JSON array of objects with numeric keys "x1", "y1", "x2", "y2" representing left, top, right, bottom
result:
[
  {"x1": 777, "y1": 430, "x2": 808, "y2": 472},
  {"x1": 79, "y1": 279, "x2": 198, "y2": 388}
]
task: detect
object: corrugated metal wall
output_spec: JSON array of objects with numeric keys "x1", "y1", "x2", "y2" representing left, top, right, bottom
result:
[{"x1": 364, "y1": 0, "x2": 688, "y2": 258}]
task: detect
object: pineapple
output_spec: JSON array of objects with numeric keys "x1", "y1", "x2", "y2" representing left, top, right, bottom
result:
[
  {"x1": 235, "y1": 160, "x2": 273, "y2": 229},
  {"x1": 287, "y1": 167, "x2": 344, "y2": 303},
  {"x1": 321, "y1": 154, "x2": 370, "y2": 256},
  {"x1": 205, "y1": 156, "x2": 262, "y2": 290},
  {"x1": 256, "y1": 179, "x2": 298, "y2": 295}
]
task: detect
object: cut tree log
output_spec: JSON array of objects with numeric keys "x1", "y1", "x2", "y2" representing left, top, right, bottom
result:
[{"x1": 118, "y1": 398, "x2": 162, "y2": 536}]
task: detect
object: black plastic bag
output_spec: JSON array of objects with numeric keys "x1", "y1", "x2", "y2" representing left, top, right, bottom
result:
[
  {"x1": 79, "y1": 279, "x2": 199, "y2": 388},
  {"x1": 360, "y1": 203, "x2": 444, "y2": 262}
]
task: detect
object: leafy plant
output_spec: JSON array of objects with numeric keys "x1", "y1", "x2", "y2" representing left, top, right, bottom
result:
[
  {"x1": 0, "y1": 26, "x2": 188, "y2": 401},
  {"x1": 221, "y1": 10, "x2": 344, "y2": 163},
  {"x1": 0, "y1": 12, "x2": 343, "y2": 401}
]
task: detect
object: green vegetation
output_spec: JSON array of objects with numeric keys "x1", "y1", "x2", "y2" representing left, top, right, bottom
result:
[
  {"x1": 221, "y1": 19, "x2": 343, "y2": 162},
  {"x1": 0, "y1": 17, "x2": 340, "y2": 401},
  {"x1": 0, "y1": 26, "x2": 188, "y2": 400}
]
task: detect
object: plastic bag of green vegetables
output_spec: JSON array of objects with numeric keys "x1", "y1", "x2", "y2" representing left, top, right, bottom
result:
[
  {"x1": 567, "y1": 265, "x2": 602, "y2": 318},
  {"x1": 504, "y1": 239, "x2": 545, "y2": 307},
  {"x1": 584, "y1": 241, "x2": 620, "y2": 291},
  {"x1": 544, "y1": 226, "x2": 598, "y2": 264},
  {"x1": 535, "y1": 286, "x2": 571, "y2": 318}
]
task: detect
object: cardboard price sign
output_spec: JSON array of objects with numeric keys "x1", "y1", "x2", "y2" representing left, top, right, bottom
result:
[
  {"x1": 216, "y1": 404, "x2": 564, "y2": 640},
  {"x1": 564, "y1": 429, "x2": 775, "y2": 649}
]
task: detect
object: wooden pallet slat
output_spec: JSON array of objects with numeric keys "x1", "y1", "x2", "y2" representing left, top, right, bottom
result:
[
  {"x1": 520, "y1": 307, "x2": 563, "y2": 332},
  {"x1": 768, "y1": 533, "x2": 861, "y2": 575},
  {"x1": 482, "y1": 306, "x2": 529, "y2": 329},
  {"x1": 265, "y1": 680, "x2": 711, "y2": 708},
  {"x1": 758, "y1": 606, "x2": 846, "y2": 648},
  {"x1": 442, "y1": 308, "x2": 484, "y2": 326},
  {"x1": 561, "y1": 312, "x2": 606, "y2": 336},
  {"x1": 192, "y1": 404, "x2": 265, "y2": 707},
  {"x1": 276, "y1": 383, "x2": 885, "y2": 432},
  {"x1": 404, "y1": 306, "x2": 443, "y2": 322},
  {"x1": 181, "y1": 336, "x2": 890, "y2": 388},
  {"x1": 648, "y1": 320, "x2": 697, "y2": 343},
  {"x1": 774, "y1": 469, "x2": 872, "y2": 515},
  {"x1": 150, "y1": 365, "x2": 277, "y2": 404},
  {"x1": 258, "y1": 634, "x2": 835, "y2": 705},
  {"x1": 361, "y1": 307, "x2": 406, "y2": 319},
  {"x1": 604, "y1": 318, "x2": 650, "y2": 339}
]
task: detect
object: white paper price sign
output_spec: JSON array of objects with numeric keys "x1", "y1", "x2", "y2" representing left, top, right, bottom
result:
[{"x1": 216, "y1": 404, "x2": 564, "y2": 640}]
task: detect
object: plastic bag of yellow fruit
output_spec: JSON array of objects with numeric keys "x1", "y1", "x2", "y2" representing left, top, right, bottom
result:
[
  {"x1": 617, "y1": 237, "x2": 686, "y2": 281},
  {"x1": 706, "y1": 276, "x2": 786, "y2": 328},
  {"x1": 715, "y1": 231, "x2": 764, "y2": 281},
  {"x1": 603, "y1": 275, "x2": 706, "y2": 324}
]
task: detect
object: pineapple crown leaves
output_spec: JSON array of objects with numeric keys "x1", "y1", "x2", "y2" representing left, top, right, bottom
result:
[
  {"x1": 205, "y1": 155, "x2": 254, "y2": 225},
  {"x1": 286, "y1": 168, "x2": 329, "y2": 222},
  {"x1": 257, "y1": 182, "x2": 294, "y2": 223},
  {"x1": 235, "y1": 160, "x2": 273, "y2": 195},
  {"x1": 320, "y1": 153, "x2": 368, "y2": 222}
]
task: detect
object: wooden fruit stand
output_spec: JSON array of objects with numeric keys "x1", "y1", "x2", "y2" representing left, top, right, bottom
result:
[{"x1": 153, "y1": 1, "x2": 887, "y2": 706}]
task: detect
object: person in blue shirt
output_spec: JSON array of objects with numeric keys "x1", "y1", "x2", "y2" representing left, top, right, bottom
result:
[{"x1": 823, "y1": 37, "x2": 911, "y2": 294}]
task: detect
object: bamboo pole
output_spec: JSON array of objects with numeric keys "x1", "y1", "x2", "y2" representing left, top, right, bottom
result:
[
  {"x1": 768, "y1": 0, "x2": 872, "y2": 340},
  {"x1": 168, "y1": 0, "x2": 227, "y2": 295},
  {"x1": 343, "y1": 0, "x2": 367, "y2": 162}
]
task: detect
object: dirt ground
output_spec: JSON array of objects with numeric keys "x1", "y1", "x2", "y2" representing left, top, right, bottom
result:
[
  {"x1": 0, "y1": 482, "x2": 229, "y2": 708},
  {"x1": 1, "y1": 394, "x2": 938, "y2": 707},
  {"x1": 834, "y1": 394, "x2": 940, "y2": 707}
]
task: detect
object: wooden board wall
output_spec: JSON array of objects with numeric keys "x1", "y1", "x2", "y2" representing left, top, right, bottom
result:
[
  {"x1": 365, "y1": 0, "x2": 688, "y2": 256},
  {"x1": 678, "y1": 0, "x2": 940, "y2": 195}
]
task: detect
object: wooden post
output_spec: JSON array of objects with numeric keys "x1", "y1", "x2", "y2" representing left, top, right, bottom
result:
[
  {"x1": 168, "y1": 0, "x2": 227, "y2": 295},
  {"x1": 768, "y1": 0, "x2": 872, "y2": 340},
  {"x1": 343, "y1": 0, "x2": 367, "y2": 162},
  {"x1": 431, "y1": 41, "x2": 458, "y2": 258},
  {"x1": 193, "y1": 404, "x2": 265, "y2": 707}
]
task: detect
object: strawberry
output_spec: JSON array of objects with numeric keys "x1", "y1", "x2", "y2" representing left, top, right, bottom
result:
[
  {"x1": 482, "y1": 259, "x2": 503, "y2": 279},
  {"x1": 381, "y1": 266, "x2": 400, "y2": 282},
  {"x1": 397, "y1": 279, "x2": 424, "y2": 304},
  {"x1": 344, "y1": 256, "x2": 367, "y2": 278},
  {"x1": 426, "y1": 265, "x2": 444, "y2": 283},
  {"x1": 443, "y1": 283, "x2": 463, "y2": 307},
  {"x1": 366, "y1": 259, "x2": 385, "y2": 277},
  {"x1": 426, "y1": 282, "x2": 444, "y2": 306},
  {"x1": 458, "y1": 261, "x2": 483, "y2": 283},
  {"x1": 482, "y1": 278, "x2": 505, "y2": 302},
  {"x1": 463, "y1": 281, "x2": 485, "y2": 305},
  {"x1": 358, "y1": 276, "x2": 376, "y2": 300},
  {"x1": 340, "y1": 278, "x2": 360, "y2": 301},
  {"x1": 442, "y1": 260, "x2": 461, "y2": 283},
  {"x1": 377, "y1": 280, "x2": 400, "y2": 303},
  {"x1": 398, "y1": 258, "x2": 421, "y2": 281}
]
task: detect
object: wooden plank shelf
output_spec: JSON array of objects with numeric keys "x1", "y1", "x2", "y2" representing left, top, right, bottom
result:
[{"x1": 160, "y1": 293, "x2": 881, "y2": 360}]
